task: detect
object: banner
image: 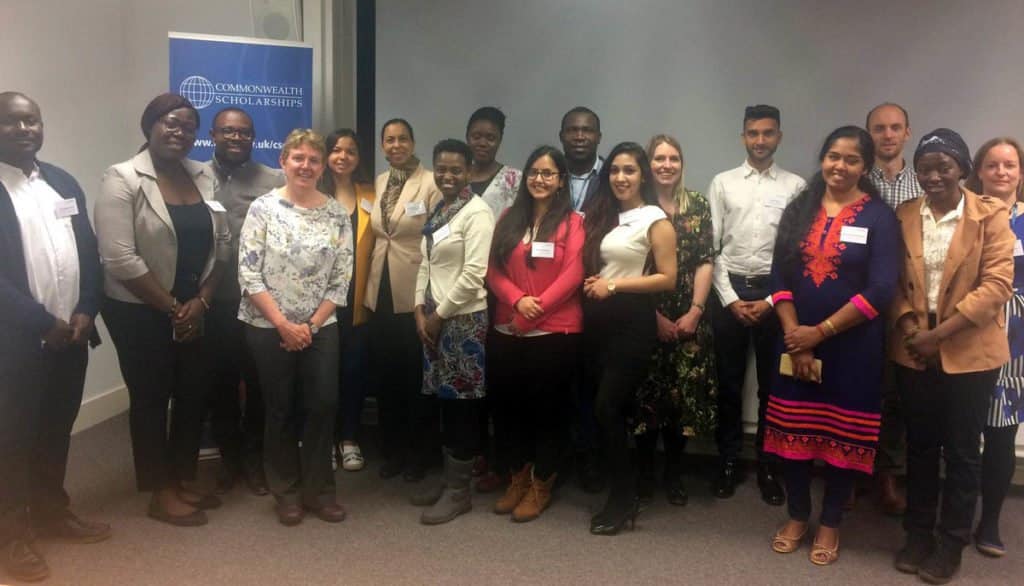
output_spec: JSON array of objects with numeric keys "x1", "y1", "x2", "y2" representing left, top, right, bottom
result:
[{"x1": 169, "y1": 32, "x2": 313, "y2": 168}]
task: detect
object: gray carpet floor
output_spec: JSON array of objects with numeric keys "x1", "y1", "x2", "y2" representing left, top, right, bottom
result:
[{"x1": 23, "y1": 413, "x2": 1023, "y2": 585}]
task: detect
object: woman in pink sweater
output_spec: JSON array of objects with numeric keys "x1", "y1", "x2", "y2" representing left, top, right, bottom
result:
[{"x1": 485, "y1": 145, "x2": 585, "y2": 522}]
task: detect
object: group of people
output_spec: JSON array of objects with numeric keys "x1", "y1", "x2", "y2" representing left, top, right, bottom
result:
[{"x1": 0, "y1": 89, "x2": 1020, "y2": 586}]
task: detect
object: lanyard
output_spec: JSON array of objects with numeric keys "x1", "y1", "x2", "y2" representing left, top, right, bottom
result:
[{"x1": 572, "y1": 172, "x2": 595, "y2": 210}]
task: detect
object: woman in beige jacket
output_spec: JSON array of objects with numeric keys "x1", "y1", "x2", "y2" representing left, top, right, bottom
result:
[
  {"x1": 890, "y1": 129, "x2": 1014, "y2": 584},
  {"x1": 366, "y1": 118, "x2": 443, "y2": 481}
]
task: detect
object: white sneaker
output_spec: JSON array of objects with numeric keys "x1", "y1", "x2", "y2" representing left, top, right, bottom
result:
[{"x1": 341, "y1": 444, "x2": 365, "y2": 471}]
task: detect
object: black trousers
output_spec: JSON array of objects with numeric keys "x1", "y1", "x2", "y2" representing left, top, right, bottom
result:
[
  {"x1": 207, "y1": 300, "x2": 264, "y2": 474},
  {"x1": 710, "y1": 277, "x2": 779, "y2": 462},
  {"x1": 583, "y1": 294, "x2": 656, "y2": 499},
  {"x1": 875, "y1": 360, "x2": 906, "y2": 473},
  {"x1": 979, "y1": 423, "x2": 1019, "y2": 533},
  {"x1": 368, "y1": 261, "x2": 426, "y2": 466},
  {"x1": 246, "y1": 324, "x2": 339, "y2": 507},
  {"x1": 896, "y1": 364, "x2": 997, "y2": 546},
  {"x1": 783, "y1": 460, "x2": 857, "y2": 528},
  {"x1": 489, "y1": 331, "x2": 579, "y2": 479},
  {"x1": 0, "y1": 341, "x2": 87, "y2": 544},
  {"x1": 104, "y1": 299, "x2": 210, "y2": 492},
  {"x1": 336, "y1": 319, "x2": 370, "y2": 443},
  {"x1": 435, "y1": 398, "x2": 484, "y2": 461}
]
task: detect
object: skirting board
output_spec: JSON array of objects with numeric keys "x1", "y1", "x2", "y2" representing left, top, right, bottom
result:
[{"x1": 72, "y1": 385, "x2": 128, "y2": 434}]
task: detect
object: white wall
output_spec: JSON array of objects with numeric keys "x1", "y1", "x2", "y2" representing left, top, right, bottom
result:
[
  {"x1": 375, "y1": 0, "x2": 1024, "y2": 190},
  {"x1": 2, "y1": 0, "x2": 263, "y2": 427}
]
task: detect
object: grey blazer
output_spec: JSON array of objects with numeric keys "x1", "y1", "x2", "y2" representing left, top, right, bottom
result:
[{"x1": 95, "y1": 150, "x2": 231, "y2": 304}]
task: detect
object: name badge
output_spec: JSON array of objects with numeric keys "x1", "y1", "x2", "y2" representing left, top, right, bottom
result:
[
  {"x1": 763, "y1": 194, "x2": 788, "y2": 210},
  {"x1": 531, "y1": 242, "x2": 555, "y2": 258},
  {"x1": 405, "y1": 201, "x2": 427, "y2": 216},
  {"x1": 839, "y1": 226, "x2": 869, "y2": 244},
  {"x1": 205, "y1": 200, "x2": 227, "y2": 213},
  {"x1": 54, "y1": 198, "x2": 79, "y2": 218},
  {"x1": 1015, "y1": 240, "x2": 1024, "y2": 257},
  {"x1": 360, "y1": 198, "x2": 374, "y2": 213},
  {"x1": 432, "y1": 224, "x2": 451, "y2": 244}
]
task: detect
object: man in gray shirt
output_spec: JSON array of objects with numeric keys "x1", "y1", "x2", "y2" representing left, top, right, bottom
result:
[{"x1": 204, "y1": 107, "x2": 284, "y2": 495}]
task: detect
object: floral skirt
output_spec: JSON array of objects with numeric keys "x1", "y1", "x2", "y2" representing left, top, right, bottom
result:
[{"x1": 422, "y1": 304, "x2": 488, "y2": 400}]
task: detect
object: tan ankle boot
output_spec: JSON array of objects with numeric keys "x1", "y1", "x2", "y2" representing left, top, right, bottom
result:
[
  {"x1": 493, "y1": 463, "x2": 532, "y2": 514},
  {"x1": 512, "y1": 470, "x2": 556, "y2": 522}
]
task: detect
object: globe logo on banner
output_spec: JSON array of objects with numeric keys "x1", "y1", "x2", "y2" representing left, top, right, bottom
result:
[{"x1": 179, "y1": 76, "x2": 215, "y2": 109}]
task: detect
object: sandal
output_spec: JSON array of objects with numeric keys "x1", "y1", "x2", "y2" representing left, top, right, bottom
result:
[
  {"x1": 771, "y1": 522, "x2": 808, "y2": 553},
  {"x1": 810, "y1": 533, "x2": 840, "y2": 566},
  {"x1": 341, "y1": 444, "x2": 365, "y2": 471}
]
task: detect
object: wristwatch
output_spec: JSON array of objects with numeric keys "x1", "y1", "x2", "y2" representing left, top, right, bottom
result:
[
  {"x1": 607, "y1": 280, "x2": 617, "y2": 295},
  {"x1": 307, "y1": 321, "x2": 320, "y2": 335}
]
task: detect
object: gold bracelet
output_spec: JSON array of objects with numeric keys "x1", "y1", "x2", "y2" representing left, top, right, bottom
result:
[{"x1": 823, "y1": 319, "x2": 838, "y2": 336}]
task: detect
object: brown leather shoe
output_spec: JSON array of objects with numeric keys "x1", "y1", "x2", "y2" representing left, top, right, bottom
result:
[
  {"x1": 876, "y1": 471, "x2": 906, "y2": 516},
  {"x1": 493, "y1": 463, "x2": 531, "y2": 514},
  {"x1": 275, "y1": 503, "x2": 305, "y2": 526},
  {"x1": 35, "y1": 511, "x2": 112, "y2": 544},
  {"x1": 512, "y1": 471, "x2": 556, "y2": 522},
  {"x1": 307, "y1": 502, "x2": 347, "y2": 523},
  {"x1": 1, "y1": 538, "x2": 49, "y2": 582}
]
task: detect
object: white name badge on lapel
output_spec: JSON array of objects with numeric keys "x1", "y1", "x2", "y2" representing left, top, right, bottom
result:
[
  {"x1": 531, "y1": 242, "x2": 555, "y2": 259},
  {"x1": 405, "y1": 201, "x2": 427, "y2": 216},
  {"x1": 839, "y1": 226, "x2": 869, "y2": 244},
  {"x1": 54, "y1": 198, "x2": 79, "y2": 219},
  {"x1": 1015, "y1": 240, "x2": 1024, "y2": 257},
  {"x1": 205, "y1": 200, "x2": 227, "y2": 213},
  {"x1": 432, "y1": 224, "x2": 451, "y2": 244},
  {"x1": 360, "y1": 198, "x2": 374, "y2": 213},
  {"x1": 763, "y1": 194, "x2": 788, "y2": 210}
]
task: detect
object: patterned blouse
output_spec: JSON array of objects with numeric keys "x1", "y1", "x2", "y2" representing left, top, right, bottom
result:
[
  {"x1": 478, "y1": 165, "x2": 523, "y2": 218},
  {"x1": 237, "y1": 190, "x2": 354, "y2": 328}
]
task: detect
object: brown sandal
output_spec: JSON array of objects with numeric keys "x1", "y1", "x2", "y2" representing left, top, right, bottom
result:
[
  {"x1": 810, "y1": 534, "x2": 840, "y2": 566},
  {"x1": 771, "y1": 523, "x2": 808, "y2": 553}
]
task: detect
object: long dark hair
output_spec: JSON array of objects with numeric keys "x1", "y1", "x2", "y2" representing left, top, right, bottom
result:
[
  {"x1": 491, "y1": 146, "x2": 573, "y2": 270},
  {"x1": 774, "y1": 125, "x2": 881, "y2": 272},
  {"x1": 582, "y1": 142, "x2": 658, "y2": 275},
  {"x1": 319, "y1": 128, "x2": 371, "y2": 194}
]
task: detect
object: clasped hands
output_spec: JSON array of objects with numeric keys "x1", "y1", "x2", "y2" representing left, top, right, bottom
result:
[
  {"x1": 276, "y1": 320, "x2": 313, "y2": 352},
  {"x1": 899, "y1": 316, "x2": 939, "y2": 368},
  {"x1": 172, "y1": 297, "x2": 207, "y2": 343},
  {"x1": 582, "y1": 276, "x2": 613, "y2": 300},
  {"x1": 728, "y1": 299, "x2": 771, "y2": 326},
  {"x1": 783, "y1": 326, "x2": 825, "y2": 383},
  {"x1": 41, "y1": 314, "x2": 94, "y2": 350},
  {"x1": 656, "y1": 308, "x2": 702, "y2": 342},
  {"x1": 414, "y1": 307, "x2": 443, "y2": 351}
]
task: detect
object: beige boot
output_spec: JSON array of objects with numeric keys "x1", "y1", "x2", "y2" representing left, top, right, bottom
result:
[
  {"x1": 512, "y1": 470, "x2": 556, "y2": 522},
  {"x1": 493, "y1": 463, "x2": 532, "y2": 514}
]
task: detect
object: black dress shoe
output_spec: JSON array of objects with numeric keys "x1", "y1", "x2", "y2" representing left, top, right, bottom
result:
[
  {"x1": 714, "y1": 460, "x2": 743, "y2": 499},
  {"x1": 2, "y1": 538, "x2": 49, "y2": 582},
  {"x1": 147, "y1": 501, "x2": 208, "y2": 527},
  {"x1": 590, "y1": 498, "x2": 640, "y2": 536},
  {"x1": 34, "y1": 511, "x2": 112, "y2": 544},
  {"x1": 757, "y1": 466, "x2": 786, "y2": 506},
  {"x1": 379, "y1": 459, "x2": 405, "y2": 479},
  {"x1": 918, "y1": 538, "x2": 962, "y2": 585}
]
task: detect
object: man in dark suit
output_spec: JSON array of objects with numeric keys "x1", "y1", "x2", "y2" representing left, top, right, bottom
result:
[{"x1": 0, "y1": 91, "x2": 110, "y2": 583}]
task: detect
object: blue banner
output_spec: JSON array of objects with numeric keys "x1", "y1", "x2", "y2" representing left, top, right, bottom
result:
[{"x1": 169, "y1": 33, "x2": 313, "y2": 168}]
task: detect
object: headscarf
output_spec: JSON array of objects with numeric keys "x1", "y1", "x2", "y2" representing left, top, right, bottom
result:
[
  {"x1": 914, "y1": 128, "x2": 972, "y2": 178},
  {"x1": 140, "y1": 93, "x2": 199, "y2": 144}
]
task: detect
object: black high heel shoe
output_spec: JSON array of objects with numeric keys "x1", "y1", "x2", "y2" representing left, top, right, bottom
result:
[{"x1": 589, "y1": 498, "x2": 639, "y2": 536}]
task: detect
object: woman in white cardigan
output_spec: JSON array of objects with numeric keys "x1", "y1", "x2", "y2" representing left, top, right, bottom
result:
[{"x1": 411, "y1": 139, "x2": 495, "y2": 525}]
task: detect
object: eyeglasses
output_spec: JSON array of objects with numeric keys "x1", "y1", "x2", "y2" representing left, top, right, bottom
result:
[
  {"x1": 527, "y1": 169, "x2": 560, "y2": 180},
  {"x1": 215, "y1": 126, "x2": 254, "y2": 139}
]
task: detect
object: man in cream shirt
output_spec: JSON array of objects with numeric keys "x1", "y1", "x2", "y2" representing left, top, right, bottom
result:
[{"x1": 707, "y1": 104, "x2": 806, "y2": 506}]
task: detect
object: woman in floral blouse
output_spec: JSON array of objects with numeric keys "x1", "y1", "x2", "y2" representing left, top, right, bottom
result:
[
  {"x1": 634, "y1": 135, "x2": 717, "y2": 508},
  {"x1": 237, "y1": 129, "x2": 353, "y2": 527}
]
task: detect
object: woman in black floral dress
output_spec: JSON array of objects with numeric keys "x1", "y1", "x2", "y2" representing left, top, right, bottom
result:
[{"x1": 634, "y1": 135, "x2": 718, "y2": 506}]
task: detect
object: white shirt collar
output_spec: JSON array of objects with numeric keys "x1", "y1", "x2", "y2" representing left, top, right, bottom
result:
[
  {"x1": 0, "y1": 160, "x2": 39, "y2": 184},
  {"x1": 741, "y1": 159, "x2": 778, "y2": 180},
  {"x1": 921, "y1": 191, "x2": 965, "y2": 223}
]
